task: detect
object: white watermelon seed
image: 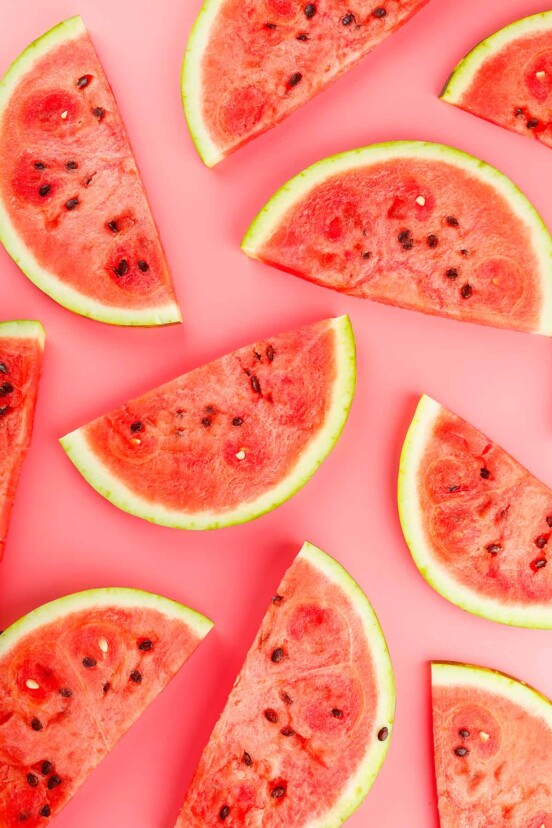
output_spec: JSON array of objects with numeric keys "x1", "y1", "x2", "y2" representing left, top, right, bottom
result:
[
  {"x1": 416, "y1": 196, "x2": 426, "y2": 206},
  {"x1": 479, "y1": 731, "x2": 490, "y2": 742},
  {"x1": 98, "y1": 638, "x2": 109, "y2": 653},
  {"x1": 131, "y1": 437, "x2": 142, "y2": 446},
  {"x1": 236, "y1": 450, "x2": 246, "y2": 460},
  {"x1": 536, "y1": 71, "x2": 546, "y2": 79},
  {"x1": 61, "y1": 111, "x2": 68, "y2": 119},
  {"x1": 26, "y1": 679, "x2": 40, "y2": 690}
]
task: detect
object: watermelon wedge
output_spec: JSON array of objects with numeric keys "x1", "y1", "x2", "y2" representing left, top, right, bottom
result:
[
  {"x1": 432, "y1": 662, "x2": 552, "y2": 828},
  {"x1": 0, "y1": 320, "x2": 44, "y2": 560},
  {"x1": 182, "y1": 0, "x2": 429, "y2": 166},
  {"x1": 242, "y1": 141, "x2": 552, "y2": 334},
  {"x1": 441, "y1": 12, "x2": 552, "y2": 149},
  {"x1": 398, "y1": 395, "x2": 552, "y2": 628},
  {"x1": 60, "y1": 316, "x2": 355, "y2": 529},
  {"x1": 0, "y1": 17, "x2": 180, "y2": 326},
  {"x1": 175, "y1": 541, "x2": 395, "y2": 827},
  {"x1": 0, "y1": 588, "x2": 212, "y2": 827}
]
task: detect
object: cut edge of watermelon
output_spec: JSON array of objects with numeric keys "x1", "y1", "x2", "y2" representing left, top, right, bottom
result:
[
  {"x1": 242, "y1": 140, "x2": 552, "y2": 335},
  {"x1": 59, "y1": 315, "x2": 356, "y2": 529},
  {"x1": 0, "y1": 587, "x2": 214, "y2": 660},
  {"x1": 398, "y1": 394, "x2": 552, "y2": 629},
  {"x1": 431, "y1": 661, "x2": 552, "y2": 727},
  {"x1": 440, "y1": 11, "x2": 552, "y2": 107},
  {"x1": 299, "y1": 541, "x2": 395, "y2": 828},
  {"x1": 0, "y1": 17, "x2": 182, "y2": 327},
  {"x1": 181, "y1": 0, "x2": 228, "y2": 168},
  {"x1": 0, "y1": 319, "x2": 45, "y2": 348}
]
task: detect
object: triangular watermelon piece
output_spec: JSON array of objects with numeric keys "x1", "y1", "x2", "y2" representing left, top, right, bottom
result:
[
  {"x1": 399, "y1": 395, "x2": 552, "y2": 628},
  {"x1": 60, "y1": 316, "x2": 356, "y2": 529},
  {"x1": 432, "y1": 662, "x2": 552, "y2": 828},
  {"x1": 0, "y1": 320, "x2": 44, "y2": 560},
  {"x1": 175, "y1": 542, "x2": 395, "y2": 827},
  {"x1": 183, "y1": 0, "x2": 429, "y2": 166},
  {"x1": 441, "y1": 11, "x2": 552, "y2": 149},
  {"x1": 0, "y1": 17, "x2": 180, "y2": 326},
  {"x1": 243, "y1": 141, "x2": 552, "y2": 334},
  {"x1": 0, "y1": 588, "x2": 212, "y2": 826}
]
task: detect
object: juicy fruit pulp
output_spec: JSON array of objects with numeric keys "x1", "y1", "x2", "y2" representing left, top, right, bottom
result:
[
  {"x1": 175, "y1": 542, "x2": 395, "y2": 827},
  {"x1": 183, "y1": 0, "x2": 429, "y2": 166},
  {"x1": 432, "y1": 662, "x2": 552, "y2": 828},
  {"x1": 441, "y1": 11, "x2": 552, "y2": 149},
  {"x1": 0, "y1": 321, "x2": 44, "y2": 559},
  {"x1": 243, "y1": 141, "x2": 552, "y2": 334},
  {"x1": 0, "y1": 17, "x2": 180, "y2": 326},
  {"x1": 399, "y1": 395, "x2": 552, "y2": 628},
  {"x1": 60, "y1": 317, "x2": 356, "y2": 529},
  {"x1": 0, "y1": 589, "x2": 212, "y2": 827}
]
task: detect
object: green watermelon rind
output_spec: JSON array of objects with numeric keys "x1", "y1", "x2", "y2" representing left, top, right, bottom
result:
[
  {"x1": 0, "y1": 319, "x2": 45, "y2": 349},
  {"x1": 0, "y1": 17, "x2": 182, "y2": 327},
  {"x1": 440, "y1": 11, "x2": 552, "y2": 106},
  {"x1": 398, "y1": 394, "x2": 552, "y2": 629},
  {"x1": 0, "y1": 587, "x2": 213, "y2": 660},
  {"x1": 59, "y1": 315, "x2": 356, "y2": 530},
  {"x1": 242, "y1": 140, "x2": 552, "y2": 335},
  {"x1": 299, "y1": 541, "x2": 395, "y2": 828}
]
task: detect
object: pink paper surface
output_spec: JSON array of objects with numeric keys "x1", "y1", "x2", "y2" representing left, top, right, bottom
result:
[{"x1": 1, "y1": 1, "x2": 551, "y2": 825}]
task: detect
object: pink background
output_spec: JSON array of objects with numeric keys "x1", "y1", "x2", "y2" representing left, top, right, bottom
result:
[{"x1": 1, "y1": 0, "x2": 551, "y2": 825}]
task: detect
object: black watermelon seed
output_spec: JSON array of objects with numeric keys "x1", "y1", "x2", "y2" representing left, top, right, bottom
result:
[
  {"x1": 534, "y1": 558, "x2": 547, "y2": 569},
  {"x1": 130, "y1": 671, "x2": 142, "y2": 683},
  {"x1": 331, "y1": 708, "x2": 343, "y2": 718},
  {"x1": 138, "y1": 639, "x2": 153, "y2": 651},
  {"x1": 427, "y1": 234, "x2": 439, "y2": 248},
  {"x1": 266, "y1": 345, "x2": 275, "y2": 362},
  {"x1": 454, "y1": 747, "x2": 469, "y2": 757},
  {"x1": 547, "y1": 515, "x2": 552, "y2": 527},
  {"x1": 536, "y1": 535, "x2": 548, "y2": 548},
  {"x1": 461, "y1": 284, "x2": 473, "y2": 299},
  {"x1": 461, "y1": 249, "x2": 469, "y2": 256},
  {"x1": 0, "y1": 383, "x2": 14, "y2": 395},
  {"x1": 40, "y1": 805, "x2": 51, "y2": 818},
  {"x1": 265, "y1": 22, "x2": 277, "y2": 29},
  {"x1": 39, "y1": 185, "x2": 51, "y2": 197},
  {"x1": 515, "y1": 107, "x2": 524, "y2": 118},
  {"x1": 272, "y1": 594, "x2": 283, "y2": 605},
  {"x1": 31, "y1": 718, "x2": 43, "y2": 731},
  {"x1": 219, "y1": 805, "x2": 230, "y2": 820},
  {"x1": 77, "y1": 75, "x2": 90, "y2": 88},
  {"x1": 65, "y1": 198, "x2": 79, "y2": 210},
  {"x1": 271, "y1": 786, "x2": 286, "y2": 799},
  {"x1": 480, "y1": 468, "x2": 491, "y2": 479},
  {"x1": 446, "y1": 216, "x2": 459, "y2": 227},
  {"x1": 66, "y1": 161, "x2": 78, "y2": 170},
  {"x1": 378, "y1": 727, "x2": 389, "y2": 741},
  {"x1": 114, "y1": 259, "x2": 129, "y2": 277},
  {"x1": 251, "y1": 376, "x2": 261, "y2": 394},
  {"x1": 282, "y1": 692, "x2": 293, "y2": 705},
  {"x1": 304, "y1": 4, "x2": 316, "y2": 18},
  {"x1": 398, "y1": 230, "x2": 411, "y2": 243},
  {"x1": 446, "y1": 268, "x2": 459, "y2": 280},
  {"x1": 137, "y1": 260, "x2": 149, "y2": 272},
  {"x1": 201, "y1": 417, "x2": 212, "y2": 427},
  {"x1": 271, "y1": 648, "x2": 284, "y2": 663},
  {"x1": 342, "y1": 13, "x2": 355, "y2": 25},
  {"x1": 0, "y1": 406, "x2": 9, "y2": 417},
  {"x1": 297, "y1": 33, "x2": 309, "y2": 41},
  {"x1": 243, "y1": 751, "x2": 253, "y2": 766},
  {"x1": 107, "y1": 220, "x2": 118, "y2": 233},
  {"x1": 527, "y1": 119, "x2": 539, "y2": 129},
  {"x1": 41, "y1": 761, "x2": 52, "y2": 776},
  {"x1": 103, "y1": 682, "x2": 111, "y2": 694},
  {"x1": 0, "y1": 363, "x2": 7, "y2": 374},
  {"x1": 372, "y1": 7, "x2": 387, "y2": 18},
  {"x1": 281, "y1": 726, "x2": 295, "y2": 737},
  {"x1": 27, "y1": 774, "x2": 39, "y2": 787},
  {"x1": 459, "y1": 729, "x2": 470, "y2": 738},
  {"x1": 362, "y1": 251, "x2": 372, "y2": 259},
  {"x1": 82, "y1": 657, "x2": 96, "y2": 668},
  {"x1": 92, "y1": 107, "x2": 105, "y2": 120},
  {"x1": 130, "y1": 421, "x2": 144, "y2": 433},
  {"x1": 18, "y1": 814, "x2": 28, "y2": 822},
  {"x1": 265, "y1": 709, "x2": 279, "y2": 723},
  {"x1": 34, "y1": 162, "x2": 46, "y2": 171},
  {"x1": 47, "y1": 776, "x2": 61, "y2": 790},
  {"x1": 486, "y1": 544, "x2": 501, "y2": 555},
  {"x1": 232, "y1": 417, "x2": 243, "y2": 426},
  {"x1": 59, "y1": 687, "x2": 72, "y2": 698},
  {"x1": 289, "y1": 73, "x2": 303, "y2": 88}
]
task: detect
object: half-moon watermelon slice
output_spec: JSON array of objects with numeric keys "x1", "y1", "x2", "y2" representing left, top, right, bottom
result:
[
  {"x1": 0, "y1": 320, "x2": 45, "y2": 560},
  {"x1": 242, "y1": 141, "x2": 552, "y2": 334},
  {"x1": 432, "y1": 662, "x2": 552, "y2": 828},
  {"x1": 182, "y1": 0, "x2": 429, "y2": 166},
  {"x1": 0, "y1": 17, "x2": 180, "y2": 326},
  {"x1": 60, "y1": 316, "x2": 355, "y2": 529},
  {"x1": 175, "y1": 541, "x2": 395, "y2": 827},
  {"x1": 0, "y1": 587, "x2": 212, "y2": 827},
  {"x1": 441, "y1": 12, "x2": 552, "y2": 149},
  {"x1": 398, "y1": 395, "x2": 552, "y2": 628}
]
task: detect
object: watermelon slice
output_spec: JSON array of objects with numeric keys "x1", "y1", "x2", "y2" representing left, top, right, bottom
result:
[
  {"x1": 0, "y1": 587, "x2": 212, "y2": 827},
  {"x1": 432, "y1": 662, "x2": 552, "y2": 828},
  {"x1": 182, "y1": 0, "x2": 429, "y2": 166},
  {"x1": 441, "y1": 12, "x2": 552, "y2": 149},
  {"x1": 60, "y1": 316, "x2": 355, "y2": 529},
  {"x1": 398, "y1": 395, "x2": 552, "y2": 628},
  {"x1": 0, "y1": 17, "x2": 180, "y2": 326},
  {"x1": 242, "y1": 141, "x2": 552, "y2": 334},
  {"x1": 0, "y1": 320, "x2": 45, "y2": 560},
  {"x1": 175, "y1": 541, "x2": 395, "y2": 827}
]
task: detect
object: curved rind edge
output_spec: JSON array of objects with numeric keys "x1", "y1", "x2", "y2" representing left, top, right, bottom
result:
[
  {"x1": 0, "y1": 319, "x2": 45, "y2": 348},
  {"x1": 59, "y1": 316, "x2": 356, "y2": 529},
  {"x1": 398, "y1": 395, "x2": 552, "y2": 628}
]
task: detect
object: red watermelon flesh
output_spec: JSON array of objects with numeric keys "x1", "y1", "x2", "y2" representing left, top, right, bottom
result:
[
  {"x1": 432, "y1": 662, "x2": 552, "y2": 828},
  {"x1": 441, "y1": 12, "x2": 552, "y2": 149},
  {"x1": 242, "y1": 142, "x2": 552, "y2": 334},
  {"x1": 175, "y1": 542, "x2": 395, "y2": 827},
  {"x1": 0, "y1": 589, "x2": 212, "y2": 827},
  {"x1": 0, "y1": 321, "x2": 44, "y2": 560},
  {"x1": 0, "y1": 17, "x2": 180, "y2": 326},
  {"x1": 183, "y1": 0, "x2": 429, "y2": 166}
]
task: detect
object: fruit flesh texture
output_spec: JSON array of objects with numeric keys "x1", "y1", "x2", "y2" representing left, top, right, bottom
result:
[
  {"x1": 254, "y1": 156, "x2": 543, "y2": 332},
  {"x1": 0, "y1": 25, "x2": 178, "y2": 316},
  {"x1": 81, "y1": 320, "x2": 339, "y2": 513},
  {"x1": 433, "y1": 671, "x2": 552, "y2": 828},
  {"x1": 417, "y1": 405, "x2": 552, "y2": 606},
  {"x1": 195, "y1": 0, "x2": 428, "y2": 160},
  {"x1": 176, "y1": 550, "x2": 384, "y2": 827},
  {"x1": 0, "y1": 602, "x2": 204, "y2": 827},
  {"x1": 448, "y1": 24, "x2": 552, "y2": 148},
  {"x1": 0, "y1": 333, "x2": 43, "y2": 559}
]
